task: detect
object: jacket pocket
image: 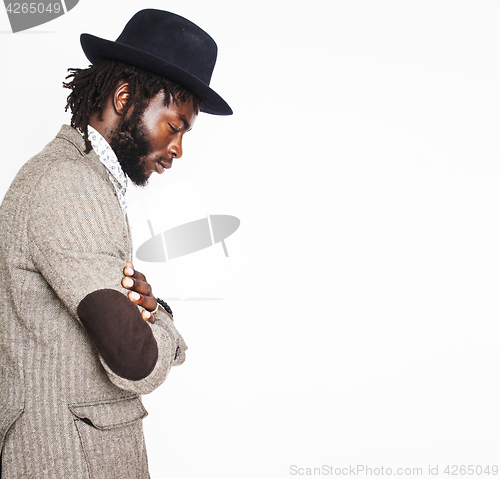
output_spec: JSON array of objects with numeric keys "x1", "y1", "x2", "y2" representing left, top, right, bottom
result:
[{"x1": 69, "y1": 396, "x2": 150, "y2": 479}]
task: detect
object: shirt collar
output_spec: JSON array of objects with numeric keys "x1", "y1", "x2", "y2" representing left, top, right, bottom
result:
[
  {"x1": 87, "y1": 125, "x2": 128, "y2": 190},
  {"x1": 87, "y1": 126, "x2": 129, "y2": 215}
]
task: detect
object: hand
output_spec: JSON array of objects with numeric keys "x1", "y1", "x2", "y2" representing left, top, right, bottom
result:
[{"x1": 122, "y1": 261, "x2": 158, "y2": 322}]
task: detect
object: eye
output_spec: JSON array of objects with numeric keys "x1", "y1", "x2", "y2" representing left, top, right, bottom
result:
[{"x1": 168, "y1": 123, "x2": 181, "y2": 134}]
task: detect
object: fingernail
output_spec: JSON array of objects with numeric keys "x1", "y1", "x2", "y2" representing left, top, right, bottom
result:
[
  {"x1": 124, "y1": 267, "x2": 134, "y2": 276},
  {"x1": 123, "y1": 277, "x2": 133, "y2": 288},
  {"x1": 129, "y1": 292, "x2": 140, "y2": 301},
  {"x1": 143, "y1": 311, "x2": 151, "y2": 320}
]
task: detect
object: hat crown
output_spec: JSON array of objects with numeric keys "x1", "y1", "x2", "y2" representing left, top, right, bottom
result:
[
  {"x1": 80, "y1": 9, "x2": 232, "y2": 115},
  {"x1": 116, "y1": 10, "x2": 217, "y2": 85}
]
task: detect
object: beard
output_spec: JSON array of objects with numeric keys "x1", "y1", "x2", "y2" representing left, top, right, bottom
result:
[{"x1": 109, "y1": 117, "x2": 152, "y2": 187}]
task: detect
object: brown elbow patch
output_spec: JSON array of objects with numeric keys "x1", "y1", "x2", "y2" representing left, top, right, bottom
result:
[{"x1": 77, "y1": 289, "x2": 158, "y2": 381}]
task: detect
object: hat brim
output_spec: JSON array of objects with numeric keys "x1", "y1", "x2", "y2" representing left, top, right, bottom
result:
[{"x1": 81, "y1": 33, "x2": 233, "y2": 115}]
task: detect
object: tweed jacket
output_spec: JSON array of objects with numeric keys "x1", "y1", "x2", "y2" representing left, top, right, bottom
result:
[{"x1": 0, "y1": 125, "x2": 187, "y2": 478}]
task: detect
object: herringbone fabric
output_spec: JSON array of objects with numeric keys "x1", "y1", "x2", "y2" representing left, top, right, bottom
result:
[{"x1": 0, "y1": 125, "x2": 187, "y2": 478}]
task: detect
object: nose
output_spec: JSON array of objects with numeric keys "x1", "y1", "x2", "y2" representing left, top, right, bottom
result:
[{"x1": 168, "y1": 135, "x2": 183, "y2": 159}]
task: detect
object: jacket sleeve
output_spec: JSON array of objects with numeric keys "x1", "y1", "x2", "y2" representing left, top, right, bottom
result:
[{"x1": 27, "y1": 160, "x2": 187, "y2": 395}]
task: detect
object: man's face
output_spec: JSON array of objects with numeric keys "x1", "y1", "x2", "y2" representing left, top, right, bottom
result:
[{"x1": 110, "y1": 91, "x2": 197, "y2": 186}]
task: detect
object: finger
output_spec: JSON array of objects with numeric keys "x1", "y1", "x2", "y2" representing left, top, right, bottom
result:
[
  {"x1": 122, "y1": 276, "x2": 134, "y2": 289},
  {"x1": 132, "y1": 269, "x2": 147, "y2": 282},
  {"x1": 142, "y1": 309, "x2": 155, "y2": 323},
  {"x1": 123, "y1": 265, "x2": 134, "y2": 277},
  {"x1": 123, "y1": 265, "x2": 147, "y2": 283},
  {"x1": 122, "y1": 277, "x2": 152, "y2": 296},
  {"x1": 127, "y1": 291, "x2": 157, "y2": 312}
]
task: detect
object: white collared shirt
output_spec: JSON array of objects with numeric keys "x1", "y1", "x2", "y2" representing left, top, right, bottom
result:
[{"x1": 87, "y1": 125, "x2": 128, "y2": 215}]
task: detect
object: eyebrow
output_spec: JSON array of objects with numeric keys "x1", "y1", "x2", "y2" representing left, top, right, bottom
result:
[{"x1": 177, "y1": 114, "x2": 193, "y2": 132}]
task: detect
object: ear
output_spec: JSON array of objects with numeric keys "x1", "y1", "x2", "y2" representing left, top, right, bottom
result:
[{"x1": 113, "y1": 81, "x2": 131, "y2": 115}]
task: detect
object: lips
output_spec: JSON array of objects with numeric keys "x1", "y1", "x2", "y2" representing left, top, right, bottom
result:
[{"x1": 156, "y1": 159, "x2": 172, "y2": 174}]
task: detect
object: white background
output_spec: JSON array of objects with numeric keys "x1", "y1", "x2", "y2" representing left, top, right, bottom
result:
[{"x1": 1, "y1": 1, "x2": 500, "y2": 477}]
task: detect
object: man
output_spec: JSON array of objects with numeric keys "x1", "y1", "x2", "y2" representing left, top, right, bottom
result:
[{"x1": 0, "y1": 9, "x2": 232, "y2": 479}]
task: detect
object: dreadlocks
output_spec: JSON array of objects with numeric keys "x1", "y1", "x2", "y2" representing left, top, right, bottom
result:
[{"x1": 63, "y1": 58, "x2": 203, "y2": 153}]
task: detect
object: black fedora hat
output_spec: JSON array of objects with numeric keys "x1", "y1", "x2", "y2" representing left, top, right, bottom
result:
[{"x1": 80, "y1": 9, "x2": 232, "y2": 115}]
